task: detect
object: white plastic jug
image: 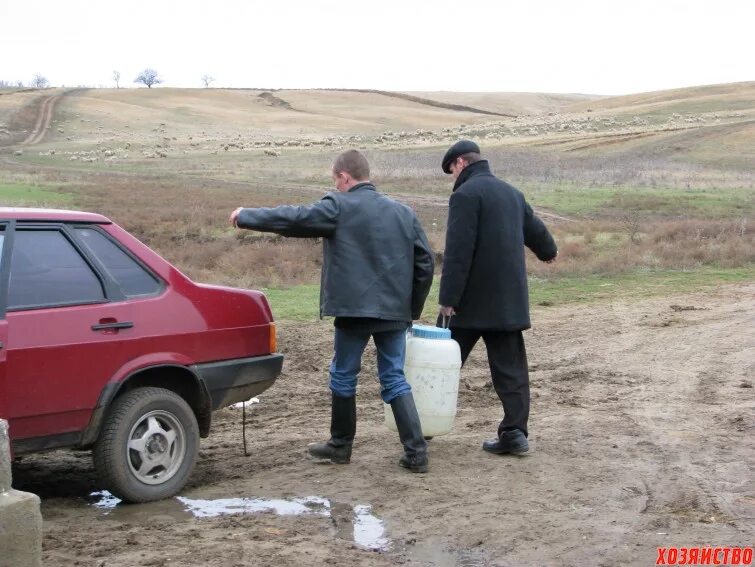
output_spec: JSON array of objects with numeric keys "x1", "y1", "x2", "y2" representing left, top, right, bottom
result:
[{"x1": 384, "y1": 324, "x2": 462, "y2": 437}]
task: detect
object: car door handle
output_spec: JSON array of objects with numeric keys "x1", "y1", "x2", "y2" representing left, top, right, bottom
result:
[{"x1": 91, "y1": 321, "x2": 134, "y2": 331}]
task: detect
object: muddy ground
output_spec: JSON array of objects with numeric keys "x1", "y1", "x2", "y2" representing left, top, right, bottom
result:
[{"x1": 12, "y1": 284, "x2": 754, "y2": 567}]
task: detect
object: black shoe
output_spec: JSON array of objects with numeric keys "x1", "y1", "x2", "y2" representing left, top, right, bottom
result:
[
  {"x1": 308, "y1": 441, "x2": 352, "y2": 464},
  {"x1": 390, "y1": 393, "x2": 428, "y2": 473},
  {"x1": 482, "y1": 429, "x2": 529, "y2": 455},
  {"x1": 399, "y1": 453, "x2": 428, "y2": 473},
  {"x1": 308, "y1": 394, "x2": 356, "y2": 464}
]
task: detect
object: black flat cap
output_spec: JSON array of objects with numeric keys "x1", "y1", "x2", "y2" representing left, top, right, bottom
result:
[{"x1": 442, "y1": 140, "x2": 481, "y2": 174}]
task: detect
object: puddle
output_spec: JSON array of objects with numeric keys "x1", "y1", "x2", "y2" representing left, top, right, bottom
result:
[
  {"x1": 176, "y1": 495, "x2": 330, "y2": 518},
  {"x1": 87, "y1": 491, "x2": 389, "y2": 551},
  {"x1": 87, "y1": 490, "x2": 197, "y2": 522},
  {"x1": 89, "y1": 490, "x2": 121, "y2": 510},
  {"x1": 352, "y1": 505, "x2": 391, "y2": 551},
  {"x1": 87, "y1": 492, "x2": 486, "y2": 561}
]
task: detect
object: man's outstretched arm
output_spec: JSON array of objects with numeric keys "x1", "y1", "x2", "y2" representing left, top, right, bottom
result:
[{"x1": 231, "y1": 195, "x2": 340, "y2": 238}]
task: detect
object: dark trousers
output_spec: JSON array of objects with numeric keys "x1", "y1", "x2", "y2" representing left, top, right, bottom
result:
[{"x1": 451, "y1": 328, "x2": 530, "y2": 437}]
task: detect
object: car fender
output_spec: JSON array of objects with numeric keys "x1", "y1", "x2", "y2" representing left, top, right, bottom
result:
[{"x1": 80, "y1": 353, "x2": 212, "y2": 446}]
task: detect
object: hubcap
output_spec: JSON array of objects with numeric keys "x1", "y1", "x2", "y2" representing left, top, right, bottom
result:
[{"x1": 126, "y1": 410, "x2": 186, "y2": 485}]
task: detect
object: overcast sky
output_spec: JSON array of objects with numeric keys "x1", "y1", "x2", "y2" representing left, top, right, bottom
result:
[{"x1": 1, "y1": 0, "x2": 753, "y2": 95}]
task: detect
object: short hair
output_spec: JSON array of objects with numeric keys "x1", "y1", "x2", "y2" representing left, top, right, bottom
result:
[
  {"x1": 333, "y1": 150, "x2": 370, "y2": 181},
  {"x1": 459, "y1": 152, "x2": 481, "y2": 165}
]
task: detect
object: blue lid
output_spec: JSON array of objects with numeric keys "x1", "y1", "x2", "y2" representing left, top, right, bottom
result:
[{"x1": 411, "y1": 324, "x2": 451, "y2": 340}]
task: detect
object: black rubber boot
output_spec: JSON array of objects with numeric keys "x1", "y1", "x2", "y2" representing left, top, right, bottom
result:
[
  {"x1": 482, "y1": 429, "x2": 529, "y2": 455},
  {"x1": 390, "y1": 393, "x2": 428, "y2": 473},
  {"x1": 308, "y1": 394, "x2": 356, "y2": 464}
]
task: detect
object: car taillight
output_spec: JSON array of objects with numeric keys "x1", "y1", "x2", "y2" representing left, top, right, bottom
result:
[{"x1": 269, "y1": 322, "x2": 277, "y2": 353}]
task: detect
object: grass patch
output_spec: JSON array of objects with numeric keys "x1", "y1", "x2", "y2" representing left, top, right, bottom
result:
[
  {"x1": 524, "y1": 185, "x2": 754, "y2": 217},
  {"x1": 264, "y1": 285, "x2": 321, "y2": 321},
  {"x1": 0, "y1": 182, "x2": 73, "y2": 205},
  {"x1": 524, "y1": 185, "x2": 616, "y2": 216},
  {"x1": 263, "y1": 266, "x2": 754, "y2": 322},
  {"x1": 529, "y1": 266, "x2": 754, "y2": 306}
]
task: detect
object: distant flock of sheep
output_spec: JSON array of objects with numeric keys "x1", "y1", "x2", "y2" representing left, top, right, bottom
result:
[{"x1": 11, "y1": 110, "x2": 746, "y2": 162}]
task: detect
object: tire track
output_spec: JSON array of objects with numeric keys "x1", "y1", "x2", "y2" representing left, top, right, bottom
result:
[
  {"x1": 20, "y1": 90, "x2": 82, "y2": 146},
  {"x1": 21, "y1": 93, "x2": 60, "y2": 145}
]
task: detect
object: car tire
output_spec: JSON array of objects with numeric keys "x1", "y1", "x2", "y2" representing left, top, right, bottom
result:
[{"x1": 94, "y1": 387, "x2": 199, "y2": 503}]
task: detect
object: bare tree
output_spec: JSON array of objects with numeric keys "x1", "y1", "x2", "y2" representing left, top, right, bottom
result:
[
  {"x1": 134, "y1": 68, "x2": 162, "y2": 88},
  {"x1": 201, "y1": 74, "x2": 215, "y2": 88},
  {"x1": 15, "y1": 80, "x2": 24, "y2": 87},
  {"x1": 113, "y1": 70, "x2": 121, "y2": 88},
  {"x1": 31, "y1": 74, "x2": 49, "y2": 88}
]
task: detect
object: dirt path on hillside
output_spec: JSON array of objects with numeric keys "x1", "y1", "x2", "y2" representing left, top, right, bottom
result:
[
  {"x1": 12, "y1": 284, "x2": 753, "y2": 566},
  {"x1": 14, "y1": 89, "x2": 78, "y2": 146},
  {"x1": 21, "y1": 92, "x2": 62, "y2": 145}
]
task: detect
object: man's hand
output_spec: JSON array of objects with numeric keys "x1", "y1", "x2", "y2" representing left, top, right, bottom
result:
[
  {"x1": 230, "y1": 207, "x2": 244, "y2": 228},
  {"x1": 545, "y1": 250, "x2": 558, "y2": 264},
  {"x1": 439, "y1": 305, "x2": 456, "y2": 318}
]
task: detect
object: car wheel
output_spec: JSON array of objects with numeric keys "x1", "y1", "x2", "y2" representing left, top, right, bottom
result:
[{"x1": 94, "y1": 387, "x2": 199, "y2": 503}]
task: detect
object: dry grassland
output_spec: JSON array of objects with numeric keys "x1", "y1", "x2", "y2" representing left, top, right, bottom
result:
[
  {"x1": 1, "y1": 83, "x2": 753, "y2": 291},
  {"x1": 402, "y1": 90, "x2": 602, "y2": 115}
]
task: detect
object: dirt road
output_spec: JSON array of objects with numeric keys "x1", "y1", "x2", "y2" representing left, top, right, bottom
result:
[
  {"x1": 12, "y1": 284, "x2": 754, "y2": 566},
  {"x1": 19, "y1": 91, "x2": 67, "y2": 146}
]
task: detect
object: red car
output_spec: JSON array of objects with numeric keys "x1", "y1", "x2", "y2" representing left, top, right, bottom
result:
[{"x1": 0, "y1": 207, "x2": 282, "y2": 502}]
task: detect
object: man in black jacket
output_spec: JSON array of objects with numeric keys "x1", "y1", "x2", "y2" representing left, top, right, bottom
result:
[
  {"x1": 230, "y1": 150, "x2": 434, "y2": 472},
  {"x1": 438, "y1": 140, "x2": 557, "y2": 455}
]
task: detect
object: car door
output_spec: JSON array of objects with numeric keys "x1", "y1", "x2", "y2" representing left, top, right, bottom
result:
[
  {"x1": 3, "y1": 222, "x2": 159, "y2": 448},
  {"x1": 0, "y1": 223, "x2": 9, "y2": 420},
  {"x1": 0, "y1": 316, "x2": 6, "y2": 420}
]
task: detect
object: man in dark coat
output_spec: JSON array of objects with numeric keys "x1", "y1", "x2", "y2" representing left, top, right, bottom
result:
[
  {"x1": 230, "y1": 150, "x2": 434, "y2": 472},
  {"x1": 438, "y1": 140, "x2": 557, "y2": 455}
]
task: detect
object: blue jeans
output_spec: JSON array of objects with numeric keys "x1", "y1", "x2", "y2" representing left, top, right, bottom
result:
[{"x1": 329, "y1": 328, "x2": 412, "y2": 403}]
